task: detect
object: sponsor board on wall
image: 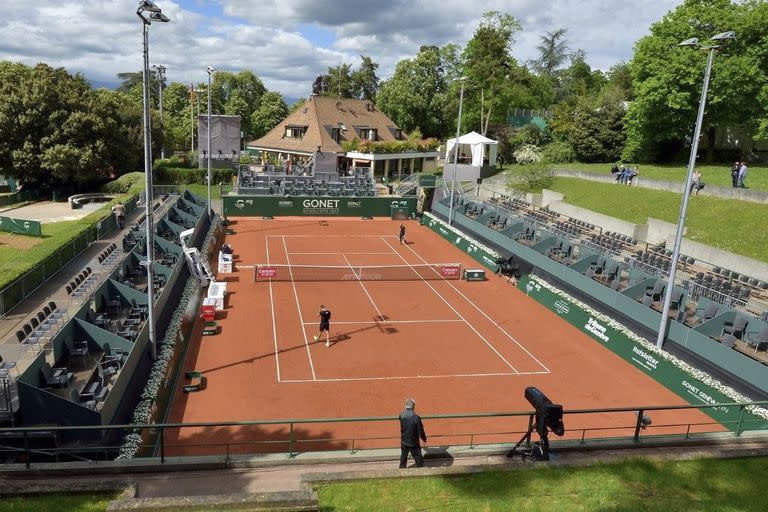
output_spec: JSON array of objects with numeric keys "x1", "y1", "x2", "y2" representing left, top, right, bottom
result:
[{"x1": 518, "y1": 274, "x2": 766, "y2": 430}]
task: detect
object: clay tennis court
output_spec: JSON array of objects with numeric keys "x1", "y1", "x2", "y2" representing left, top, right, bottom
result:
[{"x1": 166, "y1": 217, "x2": 724, "y2": 456}]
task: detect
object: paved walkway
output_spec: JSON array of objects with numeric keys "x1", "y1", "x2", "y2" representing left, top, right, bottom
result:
[
  {"x1": 0, "y1": 200, "x2": 108, "y2": 223},
  {"x1": 1, "y1": 438, "x2": 766, "y2": 507},
  {"x1": 479, "y1": 168, "x2": 768, "y2": 204}
]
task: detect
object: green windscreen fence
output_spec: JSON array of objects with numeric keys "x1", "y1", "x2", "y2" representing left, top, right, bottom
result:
[
  {"x1": 223, "y1": 196, "x2": 416, "y2": 218},
  {"x1": 0, "y1": 215, "x2": 41, "y2": 237}
]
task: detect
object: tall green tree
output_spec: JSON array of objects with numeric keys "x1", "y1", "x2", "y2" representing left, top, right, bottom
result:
[
  {"x1": 462, "y1": 11, "x2": 522, "y2": 135},
  {"x1": 377, "y1": 46, "x2": 451, "y2": 137},
  {"x1": 251, "y1": 92, "x2": 288, "y2": 139},
  {"x1": 565, "y1": 97, "x2": 627, "y2": 162},
  {"x1": 0, "y1": 63, "x2": 147, "y2": 192},
  {"x1": 323, "y1": 63, "x2": 355, "y2": 98},
  {"x1": 352, "y1": 56, "x2": 380, "y2": 101},
  {"x1": 623, "y1": 0, "x2": 768, "y2": 162},
  {"x1": 532, "y1": 28, "x2": 570, "y2": 76}
]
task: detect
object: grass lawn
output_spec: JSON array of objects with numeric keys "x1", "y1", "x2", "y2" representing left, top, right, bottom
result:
[
  {"x1": 0, "y1": 492, "x2": 117, "y2": 512},
  {"x1": 552, "y1": 162, "x2": 768, "y2": 191},
  {"x1": 184, "y1": 183, "x2": 222, "y2": 200},
  {"x1": 541, "y1": 177, "x2": 767, "y2": 262},
  {"x1": 0, "y1": 194, "x2": 138, "y2": 288},
  {"x1": 317, "y1": 456, "x2": 768, "y2": 511}
]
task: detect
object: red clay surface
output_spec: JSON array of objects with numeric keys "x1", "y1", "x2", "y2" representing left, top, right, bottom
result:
[{"x1": 166, "y1": 218, "x2": 723, "y2": 456}]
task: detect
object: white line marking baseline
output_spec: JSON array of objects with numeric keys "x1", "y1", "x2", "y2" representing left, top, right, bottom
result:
[
  {"x1": 301, "y1": 319, "x2": 465, "y2": 325},
  {"x1": 280, "y1": 370, "x2": 550, "y2": 383}
]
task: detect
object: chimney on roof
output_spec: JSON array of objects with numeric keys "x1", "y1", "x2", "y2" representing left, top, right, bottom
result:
[
  {"x1": 366, "y1": 101, "x2": 374, "y2": 112},
  {"x1": 336, "y1": 101, "x2": 343, "y2": 110}
]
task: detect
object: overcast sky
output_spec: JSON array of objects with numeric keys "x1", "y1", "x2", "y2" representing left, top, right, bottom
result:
[{"x1": 0, "y1": 0, "x2": 681, "y2": 100}]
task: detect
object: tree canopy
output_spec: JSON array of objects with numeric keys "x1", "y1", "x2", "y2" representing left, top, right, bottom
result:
[
  {"x1": 0, "y1": 63, "x2": 149, "y2": 193},
  {"x1": 376, "y1": 46, "x2": 451, "y2": 137},
  {"x1": 623, "y1": 0, "x2": 768, "y2": 162}
]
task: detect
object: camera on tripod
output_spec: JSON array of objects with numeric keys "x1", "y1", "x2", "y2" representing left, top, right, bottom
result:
[{"x1": 506, "y1": 387, "x2": 565, "y2": 461}]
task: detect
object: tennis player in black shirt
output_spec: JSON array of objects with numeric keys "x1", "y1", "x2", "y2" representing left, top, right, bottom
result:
[{"x1": 313, "y1": 305, "x2": 332, "y2": 347}]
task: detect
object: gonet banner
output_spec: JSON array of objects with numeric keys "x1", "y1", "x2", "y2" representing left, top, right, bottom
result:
[{"x1": 223, "y1": 196, "x2": 416, "y2": 217}]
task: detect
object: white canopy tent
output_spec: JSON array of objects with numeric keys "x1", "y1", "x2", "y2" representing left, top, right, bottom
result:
[{"x1": 445, "y1": 131, "x2": 498, "y2": 167}]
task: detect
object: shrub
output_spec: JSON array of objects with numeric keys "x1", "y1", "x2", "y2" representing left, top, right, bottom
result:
[
  {"x1": 153, "y1": 154, "x2": 190, "y2": 171},
  {"x1": 101, "y1": 172, "x2": 145, "y2": 193},
  {"x1": 513, "y1": 144, "x2": 542, "y2": 164},
  {"x1": 349, "y1": 138, "x2": 439, "y2": 154},
  {"x1": 154, "y1": 167, "x2": 236, "y2": 185},
  {"x1": 542, "y1": 142, "x2": 576, "y2": 164},
  {"x1": 506, "y1": 163, "x2": 554, "y2": 192}
]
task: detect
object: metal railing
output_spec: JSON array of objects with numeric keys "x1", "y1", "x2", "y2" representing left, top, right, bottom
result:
[{"x1": 0, "y1": 401, "x2": 765, "y2": 468}]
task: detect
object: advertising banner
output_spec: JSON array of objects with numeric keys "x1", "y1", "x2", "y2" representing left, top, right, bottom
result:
[
  {"x1": 223, "y1": 196, "x2": 416, "y2": 218},
  {"x1": 0, "y1": 215, "x2": 42, "y2": 237},
  {"x1": 518, "y1": 274, "x2": 768, "y2": 431},
  {"x1": 421, "y1": 213, "x2": 499, "y2": 270}
]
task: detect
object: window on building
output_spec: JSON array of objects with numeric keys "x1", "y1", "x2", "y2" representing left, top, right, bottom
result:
[
  {"x1": 361, "y1": 128, "x2": 377, "y2": 141},
  {"x1": 285, "y1": 126, "x2": 307, "y2": 139},
  {"x1": 331, "y1": 128, "x2": 341, "y2": 143}
]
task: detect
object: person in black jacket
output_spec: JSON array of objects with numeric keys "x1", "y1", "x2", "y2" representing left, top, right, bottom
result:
[{"x1": 399, "y1": 398, "x2": 427, "y2": 468}]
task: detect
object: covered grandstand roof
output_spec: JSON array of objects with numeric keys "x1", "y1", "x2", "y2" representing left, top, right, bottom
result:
[{"x1": 247, "y1": 96, "x2": 403, "y2": 155}]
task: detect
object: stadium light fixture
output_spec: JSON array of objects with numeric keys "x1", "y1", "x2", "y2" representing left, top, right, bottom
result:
[
  {"x1": 137, "y1": 0, "x2": 170, "y2": 360},
  {"x1": 206, "y1": 66, "x2": 216, "y2": 217},
  {"x1": 152, "y1": 64, "x2": 167, "y2": 159},
  {"x1": 448, "y1": 76, "x2": 468, "y2": 226},
  {"x1": 656, "y1": 31, "x2": 735, "y2": 350}
]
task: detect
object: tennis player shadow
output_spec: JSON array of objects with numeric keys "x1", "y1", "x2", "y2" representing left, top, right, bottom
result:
[
  {"x1": 198, "y1": 324, "x2": 384, "y2": 374},
  {"x1": 227, "y1": 221, "x2": 321, "y2": 235}
]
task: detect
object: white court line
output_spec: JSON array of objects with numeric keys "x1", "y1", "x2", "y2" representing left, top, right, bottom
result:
[
  {"x1": 266, "y1": 237, "x2": 281, "y2": 382},
  {"x1": 301, "y1": 319, "x2": 465, "y2": 325},
  {"x1": 381, "y1": 237, "x2": 519, "y2": 373},
  {"x1": 266, "y1": 235, "x2": 394, "y2": 238},
  {"x1": 342, "y1": 253, "x2": 384, "y2": 320},
  {"x1": 282, "y1": 236, "x2": 317, "y2": 381},
  {"x1": 403, "y1": 241, "x2": 551, "y2": 373},
  {"x1": 289, "y1": 252, "x2": 395, "y2": 255},
  {"x1": 280, "y1": 370, "x2": 550, "y2": 383}
]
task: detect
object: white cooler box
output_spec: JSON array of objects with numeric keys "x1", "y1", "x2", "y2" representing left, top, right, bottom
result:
[
  {"x1": 218, "y1": 252, "x2": 233, "y2": 273},
  {"x1": 207, "y1": 281, "x2": 227, "y2": 311}
]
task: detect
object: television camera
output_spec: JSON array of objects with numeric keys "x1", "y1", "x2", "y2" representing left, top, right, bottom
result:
[{"x1": 506, "y1": 387, "x2": 565, "y2": 461}]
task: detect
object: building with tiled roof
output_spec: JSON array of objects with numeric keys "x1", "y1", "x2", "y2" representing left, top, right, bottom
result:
[{"x1": 246, "y1": 96, "x2": 437, "y2": 179}]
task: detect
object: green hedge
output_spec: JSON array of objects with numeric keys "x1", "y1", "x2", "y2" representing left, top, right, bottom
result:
[
  {"x1": 342, "y1": 138, "x2": 440, "y2": 154},
  {"x1": 154, "y1": 167, "x2": 236, "y2": 185}
]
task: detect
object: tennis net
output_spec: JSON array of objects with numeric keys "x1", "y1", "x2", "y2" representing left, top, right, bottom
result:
[{"x1": 252, "y1": 263, "x2": 462, "y2": 282}]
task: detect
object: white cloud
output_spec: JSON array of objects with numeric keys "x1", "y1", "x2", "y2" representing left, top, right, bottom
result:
[{"x1": 0, "y1": 0, "x2": 682, "y2": 98}]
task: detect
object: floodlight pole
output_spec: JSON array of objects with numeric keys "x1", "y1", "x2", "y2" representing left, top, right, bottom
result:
[
  {"x1": 137, "y1": 1, "x2": 169, "y2": 361},
  {"x1": 655, "y1": 46, "x2": 716, "y2": 349},
  {"x1": 190, "y1": 86, "x2": 195, "y2": 154},
  {"x1": 206, "y1": 66, "x2": 215, "y2": 217},
  {"x1": 448, "y1": 78, "x2": 467, "y2": 226},
  {"x1": 153, "y1": 64, "x2": 166, "y2": 159}
]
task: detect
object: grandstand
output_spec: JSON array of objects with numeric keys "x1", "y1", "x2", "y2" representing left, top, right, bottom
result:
[
  {"x1": 434, "y1": 185, "x2": 768, "y2": 380},
  {"x1": 237, "y1": 164, "x2": 378, "y2": 197}
]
